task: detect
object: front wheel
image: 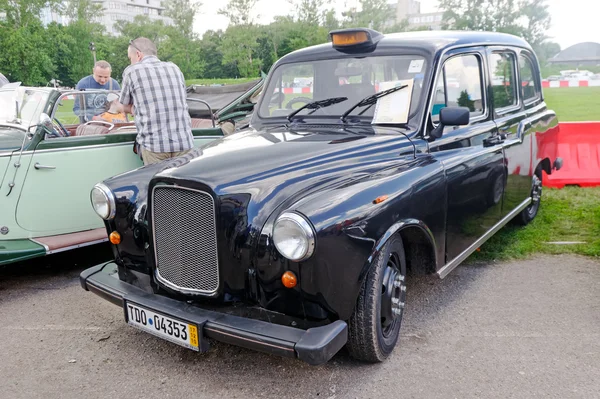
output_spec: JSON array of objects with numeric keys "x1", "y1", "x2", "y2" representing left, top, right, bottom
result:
[{"x1": 347, "y1": 235, "x2": 407, "y2": 362}]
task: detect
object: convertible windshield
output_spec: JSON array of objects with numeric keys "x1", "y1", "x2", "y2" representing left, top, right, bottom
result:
[
  {"x1": 259, "y1": 55, "x2": 428, "y2": 124},
  {"x1": 0, "y1": 88, "x2": 49, "y2": 127}
]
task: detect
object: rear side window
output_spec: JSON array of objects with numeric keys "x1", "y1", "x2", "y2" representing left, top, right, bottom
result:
[
  {"x1": 519, "y1": 54, "x2": 540, "y2": 102},
  {"x1": 489, "y1": 52, "x2": 518, "y2": 110},
  {"x1": 431, "y1": 54, "x2": 485, "y2": 123}
]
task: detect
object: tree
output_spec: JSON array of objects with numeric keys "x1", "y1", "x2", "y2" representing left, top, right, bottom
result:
[
  {"x1": 342, "y1": 0, "x2": 393, "y2": 32},
  {"x1": 218, "y1": 0, "x2": 263, "y2": 78},
  {"x1": 200, "y1": 30, "x2": 239, "y2": 78},
  {"x1": 0, "y1": 0, "x2": 58, "y2": 28},
  {"x1": 60, "y1": 0, "x2": 103, "y2": 22},
  {"x1": 535, "y1": 41, "x2": 561, "y2": 65},
  {"x1": 0, "y1": 21, "x2": 55, "y2": 85},
  {"x1": 221, "y1": 24, "x2": 262, "y2": 78},
  {"x1": 519, "y1": 0, "x2": 551, "y2": 48},
  {"x1": 164, "y1": 0, "x2": 201, "y2": 39},
  {"x1": 457, "y1": 90, "x2": 475, "y2": 111},
  {"x1": 218, "y1": 0, "x2": 260, "y2": 26},
  {"x1": 162, "y1": 0, "x2": 205, "y2": 79},
  {"x1": 288, "y1": 0, "x2": 331, "y2": 25},
  {"x1": 438, "y1": 0, "x2": 552, "y2": 45},
  {"x1": 45, "y1": 22, "x2": 77, "y2": 86}
]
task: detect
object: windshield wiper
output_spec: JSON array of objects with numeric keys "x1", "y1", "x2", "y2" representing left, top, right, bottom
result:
[
  {"x1": 340, "y1": 85, "x2": 408, "y2": 123},
  {"x1": 287, "y1": 97, "x2": 348, "y2": 122}
]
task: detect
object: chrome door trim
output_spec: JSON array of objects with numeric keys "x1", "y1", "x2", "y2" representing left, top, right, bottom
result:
[{"x1": 437, "y1": 197, "x2": 532, "y2": 279}]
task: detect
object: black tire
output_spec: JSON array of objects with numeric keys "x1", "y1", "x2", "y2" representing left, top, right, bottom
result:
[
  {"x1": 347, "y1": 235, "x2": 407, "y2": 362},
  {"x1": 515, "y1": 167, "x2": 543, "y2": 226}
]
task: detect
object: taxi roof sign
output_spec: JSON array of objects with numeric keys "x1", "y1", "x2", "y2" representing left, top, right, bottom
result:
[{"x1": 329, "y1": 28, "x2": 383, "y2": 49}]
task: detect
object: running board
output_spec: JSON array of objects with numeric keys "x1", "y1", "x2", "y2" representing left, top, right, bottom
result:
[
  {"x1": 31, "y1": 228, "x2": 108, "y2": 255},
  {"x1": 437, "y1": 198, "x2": 532, "y2": 279}
]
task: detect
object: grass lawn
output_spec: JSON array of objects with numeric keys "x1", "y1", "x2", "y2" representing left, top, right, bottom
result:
[
  {"x1": 543, "y1": 87, "x2": 600, "y2": 122},
  {"x1": 470, "y1": 187, "x2": 600, "y2": 262}
]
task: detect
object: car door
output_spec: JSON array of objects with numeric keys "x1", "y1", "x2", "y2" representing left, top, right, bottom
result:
[
  {"x1": 427, "y1": 49, "x2": 506, "y2": 262},
  {"x1": 486, "y1": 47, "x2": 533, "y2": 217}
]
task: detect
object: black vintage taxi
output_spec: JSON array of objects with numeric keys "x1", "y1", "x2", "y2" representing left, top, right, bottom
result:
[{"x1": 80, "y1": 29, "x2": 562, "y2": 365}]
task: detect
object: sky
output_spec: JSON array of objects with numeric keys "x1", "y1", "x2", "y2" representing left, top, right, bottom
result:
[{"x1": 192, "y1": 0, "x2": 600, "y2": 50}]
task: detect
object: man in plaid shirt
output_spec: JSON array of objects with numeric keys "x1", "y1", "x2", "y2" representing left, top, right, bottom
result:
[{"x1": 120, "y1": 37, "x2": 194, "y2": 165}]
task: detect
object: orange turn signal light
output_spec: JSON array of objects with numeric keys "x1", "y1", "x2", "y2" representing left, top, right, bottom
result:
[
  {"x1": 373, "y1": 195, "x2": 389, "y2": 204},
  {"x1": 109, "y1": 231, "x2": 121, "y2": 245},
  {"x1": 331, "y1": 31, "x2": 369, "y2": 46},
  {"x1": 281, "y1": 271, "x2": 297, "y2": 289}
]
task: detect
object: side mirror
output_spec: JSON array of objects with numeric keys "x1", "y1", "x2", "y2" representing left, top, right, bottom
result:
[
  {"x1": 430, "y1": 107, "x2": 470, "y2": 140},
  {"x1": 28, "y1": 113, "x2": 52, "y2": 136},
  {"x1": 39, "y1": 113, "x2": 52, "y2": 129}
]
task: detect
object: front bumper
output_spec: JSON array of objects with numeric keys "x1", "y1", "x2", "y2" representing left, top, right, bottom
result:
[{"x1": 80, "y1": 262, "x2": 348, "y2": 365}]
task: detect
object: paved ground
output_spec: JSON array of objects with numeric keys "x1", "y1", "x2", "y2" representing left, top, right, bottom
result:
[{"x1": 0, "y1": 247, "x2": 598, "y2": 399}]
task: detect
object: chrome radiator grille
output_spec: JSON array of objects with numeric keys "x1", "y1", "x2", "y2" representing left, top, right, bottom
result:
[{"x1": 152, "y1": 186, "x2": 219, "y2": 295}]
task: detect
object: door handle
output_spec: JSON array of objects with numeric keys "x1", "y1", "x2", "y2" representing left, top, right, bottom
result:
[
  {"x1": 34, "y1": 163, "x2": 56, "y2": 170},
  {"x1": 483, "y1": 136, "x2": 504, "y2": 147}
]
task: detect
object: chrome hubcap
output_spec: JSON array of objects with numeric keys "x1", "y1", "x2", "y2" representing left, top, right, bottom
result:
[
  {"x1": 381, "y1": 254, "x2": 406, "y2": 337},
  {"x1": 532, "y1": 175, "x2": 542, "y2": 204}
]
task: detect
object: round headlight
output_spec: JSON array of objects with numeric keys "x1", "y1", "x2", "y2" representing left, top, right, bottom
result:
[
  {"x1": 90, "y1": 183, "x2": 116, "y2": 220},
  {"x1": 273, "y1": 212, "x2": 315, "y2": 262}
]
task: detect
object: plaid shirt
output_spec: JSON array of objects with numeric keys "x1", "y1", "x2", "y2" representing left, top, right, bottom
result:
[{"x1": 120, "y1": 56, "x2": 194, "y2": 153}]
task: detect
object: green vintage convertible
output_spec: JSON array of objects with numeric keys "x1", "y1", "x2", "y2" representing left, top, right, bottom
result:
[{"x1": 0, "y1": 81, "x2": 262, "y2": 265}]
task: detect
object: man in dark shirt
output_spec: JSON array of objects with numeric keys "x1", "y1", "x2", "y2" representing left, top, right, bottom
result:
[{"x1": 73, "y1": 61, "x2": 121, "y2": 122}]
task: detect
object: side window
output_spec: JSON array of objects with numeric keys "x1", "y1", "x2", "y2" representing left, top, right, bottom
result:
[
  {"x1": 519, "y1": 54, "x2": 540, "y2": 103},
  {"x1": 431, "y1": 54, "x2": 485, "y2": 123},
  {"x1": 489, "y1": 52, "x2": 518, "y2": 110}
]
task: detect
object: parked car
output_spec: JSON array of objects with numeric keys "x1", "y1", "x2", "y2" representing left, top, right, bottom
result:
[
  {"x1": 80, "y1": 29, "x2": 563, "y2": 365},
  {"x1": 0, "y1": 80, "x2": 262, "y2": 265}
]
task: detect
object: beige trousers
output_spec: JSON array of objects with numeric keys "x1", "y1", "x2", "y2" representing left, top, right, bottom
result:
[{"x1": 141, "y1": 147, "x2": 192, "y2": 165}]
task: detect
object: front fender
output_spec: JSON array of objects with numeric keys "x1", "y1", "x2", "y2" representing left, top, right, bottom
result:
[{"x1": 269, "y1": 154, "x2": 446, "y2": 320}]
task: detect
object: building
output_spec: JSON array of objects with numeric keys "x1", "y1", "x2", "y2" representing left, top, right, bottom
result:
[
  {"x1": 93, "y1": 0, "x2": 173, "y2": 35},
  {"x1": 40, "y1": 6, "x2": 71, "y2": 26},
  {"x1": 396, "y1": 0, "x2": 444, "y2": 31},
  {"x1": 548, "y1": 42, "x2": 600, "y2": 66},
  {"x1": 40, "y1": 0, "x2": 173, "y2": 36}
]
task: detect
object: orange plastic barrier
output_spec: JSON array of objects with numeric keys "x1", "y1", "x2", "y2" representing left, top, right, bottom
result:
[{"x1": 541, "y1": 122, "x2": 600, "y2": 188}]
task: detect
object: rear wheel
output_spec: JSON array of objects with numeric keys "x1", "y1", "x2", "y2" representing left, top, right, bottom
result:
[
  {"x1": 515, "y1": 167, "x2": 543, "y2": 225},
  {"x1": 347, "y1": 235, "x2": 407, "y2": 362}
]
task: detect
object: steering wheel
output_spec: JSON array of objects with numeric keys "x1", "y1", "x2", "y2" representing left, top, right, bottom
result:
[{"x1": 47, "y1": 117, "x2": 69, "y2": 138}]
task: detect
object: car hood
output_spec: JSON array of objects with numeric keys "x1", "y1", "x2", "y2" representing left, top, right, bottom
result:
[{"x1": 152, "y1": 126, "x2": 419, "y2": 216}]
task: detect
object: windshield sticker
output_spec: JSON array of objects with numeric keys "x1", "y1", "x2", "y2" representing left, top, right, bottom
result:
[
  {"x1": 372, "y1": 79, "x2": 414, "y2": 125},
  {"x1": 408, "y1": 59, "x2": 424, "y2": 74}
]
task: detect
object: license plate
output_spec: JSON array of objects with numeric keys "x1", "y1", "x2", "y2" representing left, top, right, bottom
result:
[{"x1": 124, "y1": 301, "x2": 200, "y2": 351}]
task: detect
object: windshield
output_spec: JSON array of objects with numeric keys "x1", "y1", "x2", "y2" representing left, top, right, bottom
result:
[
  {"x1": 259, "y1": 55, "x2": 428, "y2": 124},
  {"x1": 0, "y1": 88, "x2": 50, "y2": 127}
]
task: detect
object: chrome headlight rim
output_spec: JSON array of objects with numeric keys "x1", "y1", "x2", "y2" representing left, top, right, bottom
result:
[
  {"x1": 90, "y1": 183, "x2": 116, "y2": 220},
  {"x1": 273, "y1": 212, "x2": 316, "y2": 262}
]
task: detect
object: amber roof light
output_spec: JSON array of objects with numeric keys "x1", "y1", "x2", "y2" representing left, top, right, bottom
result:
[{"x1": 329, "y1": 28, "x2": 383, "y2": 49}]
